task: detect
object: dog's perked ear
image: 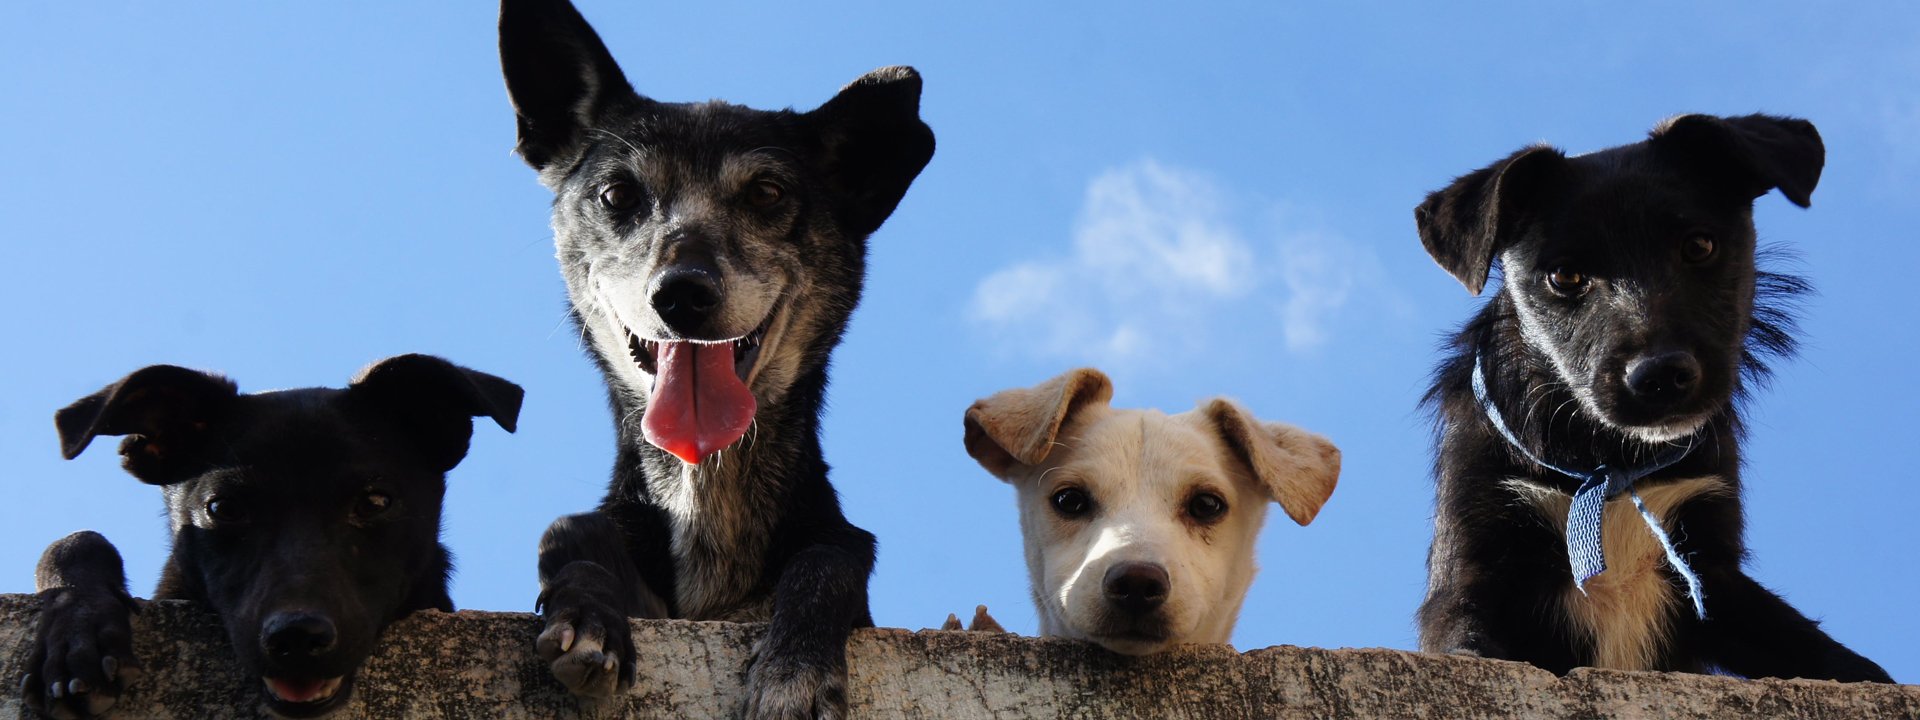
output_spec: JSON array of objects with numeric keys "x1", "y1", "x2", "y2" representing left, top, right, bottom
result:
[
  {"x1": 498, "y1": 0, "x2": 637, "y2": 171},
  {"x1": 963, "y1": 368, "x2": 1112, "y2": 479},
  {"x1": 1201, "y1": 398, "x2": 1340, "y2": 526},
  {"x1": 347, "y1": 354, "x2": 525, "y2": 473},
  {"x1": 1650, "y1": 114, "x2": 1824, "y2": 208},
  {"x1": 802, "y1": 66, "x2": 938, "y2": 239},
  {"x1": 1415, "y1": 145, "x2": 1568, "y2": 296},
  {"x1": 55, "y1": 366, "x2": 239, "y2": 484}
]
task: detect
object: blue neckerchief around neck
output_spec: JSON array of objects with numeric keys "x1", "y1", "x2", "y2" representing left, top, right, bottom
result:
[{"x1": 1471, "y1": 350, "x2": 1708, "y2": 621}]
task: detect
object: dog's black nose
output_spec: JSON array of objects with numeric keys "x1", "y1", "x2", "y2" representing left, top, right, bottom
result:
[
  {"x1": 1625, "y1": 352, "x2": 1702, "y2": 405},
  {"x1": 650, "y1": 265, "x2": 723, "y2": 335},
  {"x1": 1102, "y1": 563, "x2": 1170, "y2": 615},
  {"x1": 264, "y1": 613, "x2": 338, "y2": 658}
]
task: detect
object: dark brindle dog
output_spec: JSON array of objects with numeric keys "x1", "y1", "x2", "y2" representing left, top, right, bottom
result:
[
  {"x1": 1414, "y1": 113, "x2": 1890, "y2": 682},
  {"x1": 21, "y1": 355, "x2": 521, "y2": 718},
  {"x1": 497, "y1": 0, "x2": 933, "y2": 716}
]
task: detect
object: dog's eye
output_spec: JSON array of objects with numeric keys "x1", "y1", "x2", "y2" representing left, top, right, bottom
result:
[
  {"x1": 1682, "y1": 234, "x2": 1716, "y2": 263},
  {"x1": 1050, "y1": 488, "x2": 1092, "y2": 518},
  {"x1": 1187, "y1": 493, "x2": 1228, "y2": 523},
  {"x1": 599, "y1": 183, "x2": 642, "y2": 212},
  {"x1": 352, "y1": 490, "x2": 393, "y2": 520},
  {"x1": 745, "y1": 181, "x2": 784, "y2": 209},
  {"x1": 205, "y1": 497, "x2": 245, "y2": 524},
  {"x1": 1547, "y1": 267, "x2": 1589, "y2": 295}
]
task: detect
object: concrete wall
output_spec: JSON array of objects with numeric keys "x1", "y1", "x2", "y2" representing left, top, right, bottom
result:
[{"x1": 1, "y1": 594, "x2": 1913, "y2": 719}]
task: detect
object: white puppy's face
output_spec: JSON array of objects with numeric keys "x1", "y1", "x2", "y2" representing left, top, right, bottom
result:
[{"x1": 965, "y1": 368, "x2": 1339, "y2": 655}]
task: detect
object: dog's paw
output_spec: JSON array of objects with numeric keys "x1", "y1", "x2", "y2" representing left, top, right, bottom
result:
[
  {"x1": 21, "y1": 587, "x2": 143, "y2": 719},
  {"x1": 535, "y1": 563, "x2": 636, "y2": 702},
  {"x1": 744, "y1": 649, "x2": 848, "y2": 720}
]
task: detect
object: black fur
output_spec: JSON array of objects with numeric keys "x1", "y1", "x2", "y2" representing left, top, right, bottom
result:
[
  {"x1": 1414, "y1": 114, "x2": 1890, "y2": 682},
  {"x1": 498, "y1": 0, "x2": 933, "y2": 716},
  {"x1": 22, "y1": 355, "x2": 522, "y2": 718}
]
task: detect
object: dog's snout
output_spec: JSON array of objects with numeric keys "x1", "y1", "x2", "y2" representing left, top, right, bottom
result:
[
  {"x1": 1102, "y1": 563, "x2": 1170, "y2": 615},
  {"x1": 650, "y1": 262, "x2": 723, "y2": 335},
  {"x1": 1625, "y1": 351, "x2": 1701, "y2": 405},
  {"x1": 263, "y1": 612, "x2": 338, "y2": 658}
]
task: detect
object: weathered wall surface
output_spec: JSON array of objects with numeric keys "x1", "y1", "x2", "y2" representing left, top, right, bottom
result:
[{"x1": 1, "y1": 594, "x2": 1914, "y2": 719}]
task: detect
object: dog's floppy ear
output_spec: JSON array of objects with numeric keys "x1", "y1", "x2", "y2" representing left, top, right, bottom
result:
[
  {"x1": 1650, "y1": 114, "x2": 1825, "y2": 208},
  {"x1": 56, "y1": 366, "x2": 239, "y2": 484},
  {"x1": 499, "y1": 0, "x2": 638, "y2": 171},
  {"x1": 347, "y1": 354, "x2": 525, "y2": 473},
  {"x1": 804, "y1": 66, "x2": 937, "y2": 239},
  {"x1": 1202, "y1": 398, "x2": 1339, "y2": 526},
  {"x1": 1415, "y1": 145, "x2": 1568, "y2": 296},
  {"x1": 963, "y1": 368, "x2": 1112, "y2": 480}
]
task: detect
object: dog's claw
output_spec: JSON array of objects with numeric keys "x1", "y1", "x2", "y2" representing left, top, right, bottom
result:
[
  {"x1": 67, "y1": 678, "x2": 88, "y2": 695},
  {"x1": 559, "y1": 625, "x2": 575, "y2": 653}
]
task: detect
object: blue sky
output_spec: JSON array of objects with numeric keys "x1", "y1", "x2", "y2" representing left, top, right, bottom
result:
[{"x1": 2, "y1": 1, "x2": 1916, "y2": 681}]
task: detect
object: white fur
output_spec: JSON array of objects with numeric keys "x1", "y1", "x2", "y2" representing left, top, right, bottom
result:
[{"x1": 1011, "y1": 407, "x2": 1272, "y2": 655}]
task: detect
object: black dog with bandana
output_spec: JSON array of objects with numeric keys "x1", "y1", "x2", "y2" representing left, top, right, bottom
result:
[{"x1": 1414, "y1": 113, "x2": 1889, "y2": 681}]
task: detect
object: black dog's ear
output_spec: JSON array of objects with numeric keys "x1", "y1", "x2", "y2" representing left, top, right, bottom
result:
[
  {"x1": 347, "y1": 355, "x2": 524, "y2": 473},
  {"x1": 1415, "y1": 145, "x2": 1568, "y2": 296},
  {"x1": 499, "y1": 0, "x2": 637, "y2": 170},
  {"x1": 56, "y1": 366, "x2": 239, "y2": 484},
  {"x1": 1650, "y1": 114, "x2": 1825, "y2": 208},
  {"x1": 803, "y1": 66, "x2": 937, "y2": 239}
]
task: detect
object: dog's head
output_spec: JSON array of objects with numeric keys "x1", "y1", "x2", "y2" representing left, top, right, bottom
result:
[
  {"x1": 963, "y1": 369, "x2": 1340, "y2": 654},
  {"x1": 1416, "y1": 114, "x2": 1823, "y2": 441},
  {"x1": 55, "y1": 355, "x2": 521, "y2": 718},
  {"x1": 499, "y1": 0, "x2": 934, "y2": 465}
]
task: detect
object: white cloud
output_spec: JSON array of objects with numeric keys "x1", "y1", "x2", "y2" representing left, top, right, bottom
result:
[{"x1": 968, "y1": 159, "x2": 1369, "y2": 366}]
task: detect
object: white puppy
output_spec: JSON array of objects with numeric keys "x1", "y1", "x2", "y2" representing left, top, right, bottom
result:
[{"x1": 964, "y1": 368, "x2": 1340, "y2": 655}]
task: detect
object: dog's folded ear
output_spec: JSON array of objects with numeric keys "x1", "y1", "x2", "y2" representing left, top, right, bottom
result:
[
  {"x1": 963, "y1": 368, "x2": 1113, "y2": 480},
  {"x1": 1650, "y1": 114, "x2": 1824, "y2": 208},
  {"x1": 804, "y1": 66, "x2": 937, "y2": 240},
  {"x1": 56, "y1": 366, "x2": 240, "y2": 484},
  {"x1": 347, "y1": 354, "x2": 525, "y2": 473},
  {"x1": 499, "y1": 0, "x2": 638, "y2": 171},
  {"x1": 1415, "y1": 145, "x2": 1568, "y2": 296},
  {"x1": 1202, "y1": 398, "x2": 1340, "y2": 526}
]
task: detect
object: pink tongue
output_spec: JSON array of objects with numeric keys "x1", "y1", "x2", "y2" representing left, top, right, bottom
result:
[
  {"x1": 267, "y1": 678, "x2": 328, "y2": 703},
  {"x1": 642, "y1": 341, "x2": 758, "y2": 464}
]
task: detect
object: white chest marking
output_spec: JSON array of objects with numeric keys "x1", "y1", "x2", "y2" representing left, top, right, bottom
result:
[{"x1": 1504, "y1": 475, "x2": 1731, "y2": 671}]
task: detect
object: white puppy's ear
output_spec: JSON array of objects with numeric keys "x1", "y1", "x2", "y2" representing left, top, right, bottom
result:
[
  {"x1": 963, "y1": 368, "x2": 1113, "y2": 480},
  {"x1": 1202, "y1": 398, "x2": 1340, "y2": 525}
]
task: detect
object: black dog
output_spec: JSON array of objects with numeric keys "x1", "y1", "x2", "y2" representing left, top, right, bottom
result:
[
  {"x1": 1414, "y1": 113, "x2": 1890, "y2": 682},
  {"x1": 497, "y1": 0, "x2": 933, "y2": 716},
  {"x1": 22, "y1": 355, "x2": 522, "y2": 718}
]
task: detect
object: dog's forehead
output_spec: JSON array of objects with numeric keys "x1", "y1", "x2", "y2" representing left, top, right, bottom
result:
[
  {"x1": 592, "y1": 102, "x2": 806, "y2": 173},
  {"x1": 1059, "y1": 409, "x2": 1231, "y2": 489},
  {"x1": 207, "y1": 388, "x2": 380, "y2": 478}
]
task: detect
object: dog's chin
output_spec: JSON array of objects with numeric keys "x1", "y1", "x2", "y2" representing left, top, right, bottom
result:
[
  {"x1": 1078, "y1": 616, "x2": 1177, "y2": 656},
  {"x1": 260, "y1": 673, "x2": 353, "y2": 719}
]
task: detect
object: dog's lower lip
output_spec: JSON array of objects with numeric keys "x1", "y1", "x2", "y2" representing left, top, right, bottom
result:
[{"x1": 262, "y1": 676, "x2": 344, "y2": 704}]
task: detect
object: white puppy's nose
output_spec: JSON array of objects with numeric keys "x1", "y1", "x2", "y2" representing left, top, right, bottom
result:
[{"x1": 1102, "y1": 563, "x2": 1169, "y2": 615}]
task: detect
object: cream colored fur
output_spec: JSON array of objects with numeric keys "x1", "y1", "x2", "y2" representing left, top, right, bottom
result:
[
  {"x1": 1504, "y1": 475, "x2": 1732, "y2": 670},
  {"x1": 965, "y1": 369, "x2": 1339, "y2": 655}
]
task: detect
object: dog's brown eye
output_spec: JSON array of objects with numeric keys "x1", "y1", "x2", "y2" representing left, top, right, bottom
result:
[
  {"x1": 600, "y1": 183, "x2": 641, "y2": 211},
  {"x1": 1547, "y1": 267, "x2": 1589, "y2": 295},
  {"x1": 206, "y1": 497, "x2": 244, "y2": 524},
  {"x1": 353, "y1": 490, "x2": 393, "y2": 520},
  {"x1": 1682, "y1": 234, "x2": 1715, "y2": 263},
  {"x1": 745, "y1": 181, "x2": 783, "y2": 209},
  {"x1": 1187, "y1": 493, "x2": 1228, "y2": 523},
  {"x1": 1051, "y1": 488, "x2": 1092, "y2": 518}
]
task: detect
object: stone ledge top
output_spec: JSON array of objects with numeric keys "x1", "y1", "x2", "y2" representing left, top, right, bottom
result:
[{"x1": 0, "y1": 594, "x2": 1912, "y2": 719}]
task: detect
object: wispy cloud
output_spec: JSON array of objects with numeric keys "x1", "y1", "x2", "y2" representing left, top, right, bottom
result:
[{"x1": 968, "y1": 159, "x2": 1375, "y2": 366}]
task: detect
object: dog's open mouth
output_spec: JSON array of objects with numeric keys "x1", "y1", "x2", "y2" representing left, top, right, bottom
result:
[
  {"x1": 262, "y1": 675, "x2": 348, "y2": 717},
  {"x1": 621, "y1": 305, "x2": 786, "y2": 465}
]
